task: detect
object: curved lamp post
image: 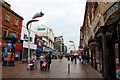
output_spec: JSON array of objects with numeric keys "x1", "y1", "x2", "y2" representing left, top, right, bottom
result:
[{"x1": 26, "y1": 12, "x2": 44, "y2": 63}]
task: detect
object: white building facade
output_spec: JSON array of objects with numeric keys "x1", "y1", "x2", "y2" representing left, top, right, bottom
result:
[
  {"x1": 21, "y1": 26, "x2": 37, "y2": 59},
  {"x1": 34, "y1": 25, "x2": 55, "y2": 52}
]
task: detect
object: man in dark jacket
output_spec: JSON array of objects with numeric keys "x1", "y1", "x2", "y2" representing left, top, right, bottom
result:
[{"x1": 45, "y1": 52, "x2": 52, "y2": 70}]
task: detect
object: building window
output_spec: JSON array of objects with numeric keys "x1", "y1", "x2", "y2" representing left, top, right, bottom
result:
[
  {"x1": 5, "y1": 13, "x2": 10, "y2": 22},
  {"x1": 14, "y1": 18, "x2": 18, "y2": 26},
  {"x1": 3, "y1": 28, "x2": 8, "y2": 37}
]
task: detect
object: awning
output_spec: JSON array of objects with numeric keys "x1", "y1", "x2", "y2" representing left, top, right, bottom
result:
[
  {"x1": 78, "y1": 48, "x2": 84, "y2": 53},
  {"x1": 50, "y1": 48, "x2": 55, "y2": 53}
]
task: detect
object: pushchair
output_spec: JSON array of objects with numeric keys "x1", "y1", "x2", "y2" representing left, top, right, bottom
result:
[
  {"x1": 27, "y1": 59, "x2": 37, "y2": 70},
  {"x1": 41, "y1": 60, "x2": 47, "y2": 71}
]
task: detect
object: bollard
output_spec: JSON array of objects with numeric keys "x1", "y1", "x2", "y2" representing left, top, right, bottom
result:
[{"x1": 68, "y1": 64, "x2": 70, "y2": 74}]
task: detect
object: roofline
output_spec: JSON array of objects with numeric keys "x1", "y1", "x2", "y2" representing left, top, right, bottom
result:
[{"x1": 0, "y1": 1, "x2": 24, "y2": 20}]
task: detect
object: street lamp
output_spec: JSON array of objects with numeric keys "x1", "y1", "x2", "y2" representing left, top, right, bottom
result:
[
  {"x1": 26, "y1": 12, "x2": 44, "y2": 63},
  {"x1": 69, "y1": 41, "x2": 75, "y2": 53}
]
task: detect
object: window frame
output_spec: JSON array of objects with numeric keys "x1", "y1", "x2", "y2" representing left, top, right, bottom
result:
[
  {"x1": 5, "y1": 13, "x2": 10, "y2": 22},
  {"x1": 14, "y1": 18, "x2": 18, "y2": 26}
]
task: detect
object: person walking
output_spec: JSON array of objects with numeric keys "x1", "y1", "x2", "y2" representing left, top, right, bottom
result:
[
  {"x1": 74, "y1": 55, "x2": 77, "y2": 64},
  {"x1": 67, "y1": 54, "x2": 70, "y2": 61},
  {"x1": 71, "y1": 55, "x2": 74, "y2": 63},
  {"x1": 40, "y1": 53, "x2": 45, "y2": 70},
  {"x1": 45, "y1": 52, "x2": 52, "y2": 70},
  {"x1": 79, "y1": 54, "x2": 81, "y2": 61},
  {"x1": 58, "y1": 54, "x2": 63, "y2": 62},
  {"x1": 81, "y1": 53, "x2": 86, "y2": 65}
]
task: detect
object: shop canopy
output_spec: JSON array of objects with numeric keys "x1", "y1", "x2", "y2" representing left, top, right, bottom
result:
[{"x1": 78, "y1": 48, "x2": 84, "y2": 53}]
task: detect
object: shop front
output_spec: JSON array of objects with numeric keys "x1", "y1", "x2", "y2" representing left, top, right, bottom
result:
[
  {"x1": 22, "y1": 41, "x2": 37, "y2": 62},
  {"x1": 99, "y1": 2, "x2": 120, "y2": 78},
  {"x1": 15, "y1": 41, "x2": 22, "y2": 61}
]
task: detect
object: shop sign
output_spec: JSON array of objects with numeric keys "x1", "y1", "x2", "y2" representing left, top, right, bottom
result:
[
  {"x1": 104, "y1": 2, "x2": 120, "y2": 21},
  {"x1": 15, "y1": 43, "x2": 22, "y2": 50},
  {"x1": 37, "y1": 28, "x2": 46, "y2": 31},
  {"x1": 36, "y1": 47, "x2": 43, "y2": 52}
]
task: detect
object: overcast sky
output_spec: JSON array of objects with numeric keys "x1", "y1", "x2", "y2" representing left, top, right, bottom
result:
[{"x1": 5, "y1": 0, "x2": 86, "y2": 50}]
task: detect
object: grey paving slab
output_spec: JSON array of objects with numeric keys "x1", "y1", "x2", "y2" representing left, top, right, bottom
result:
[{"x1": 2, "y1": 57, "x2": 102, "y2": 78}]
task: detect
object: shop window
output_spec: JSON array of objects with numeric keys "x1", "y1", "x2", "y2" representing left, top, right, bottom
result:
[
  {"x1": 5, "y1": 13, "x2": 10, "y2": 22},
  {"x1": 14, "y1": 18, "x2": 18, "y2": 26}
]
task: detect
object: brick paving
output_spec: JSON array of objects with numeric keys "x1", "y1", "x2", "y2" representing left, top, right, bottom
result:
[{"x1": 2, "y1": 57, "x2": 102, "y2": 78}]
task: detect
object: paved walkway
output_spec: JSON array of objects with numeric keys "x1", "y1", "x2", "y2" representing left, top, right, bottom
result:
[{"x1": 2, "y1": 57, "x2": 102, "y2": 78}]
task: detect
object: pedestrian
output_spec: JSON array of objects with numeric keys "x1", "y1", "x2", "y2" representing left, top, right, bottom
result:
[
  {"x1": 81, "y1": 54, "x2": 86, "y2": 65},
  {"x1": 67, "y1": 54, "x2": 70, "y2": 61},
  {"x1": 58, "y1": 54, "x2": 63, "y2": 62},
  {"x1": 74, "y1": 55, "x2": 77, "y2": 64},
  {"x1": 71, "y1": 55, "x2": 74, "y2": 63},
  {"x1": 27, "y1": 54, "x2": 37, "y2": 70},
  {"x1": 45, "y1": 52, "x2": 52, "y2": 70},
  {"x1": 31, "y1": 53, "x2": 37, "y2": 63},
  {"x1": 40, "y1": 53, "x2": 45, "y2": 70}
]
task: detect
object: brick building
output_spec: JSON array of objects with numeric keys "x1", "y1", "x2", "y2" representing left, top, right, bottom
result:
[{"x1": 0, "y1": 0, "x2": 23, "y2": 61}]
